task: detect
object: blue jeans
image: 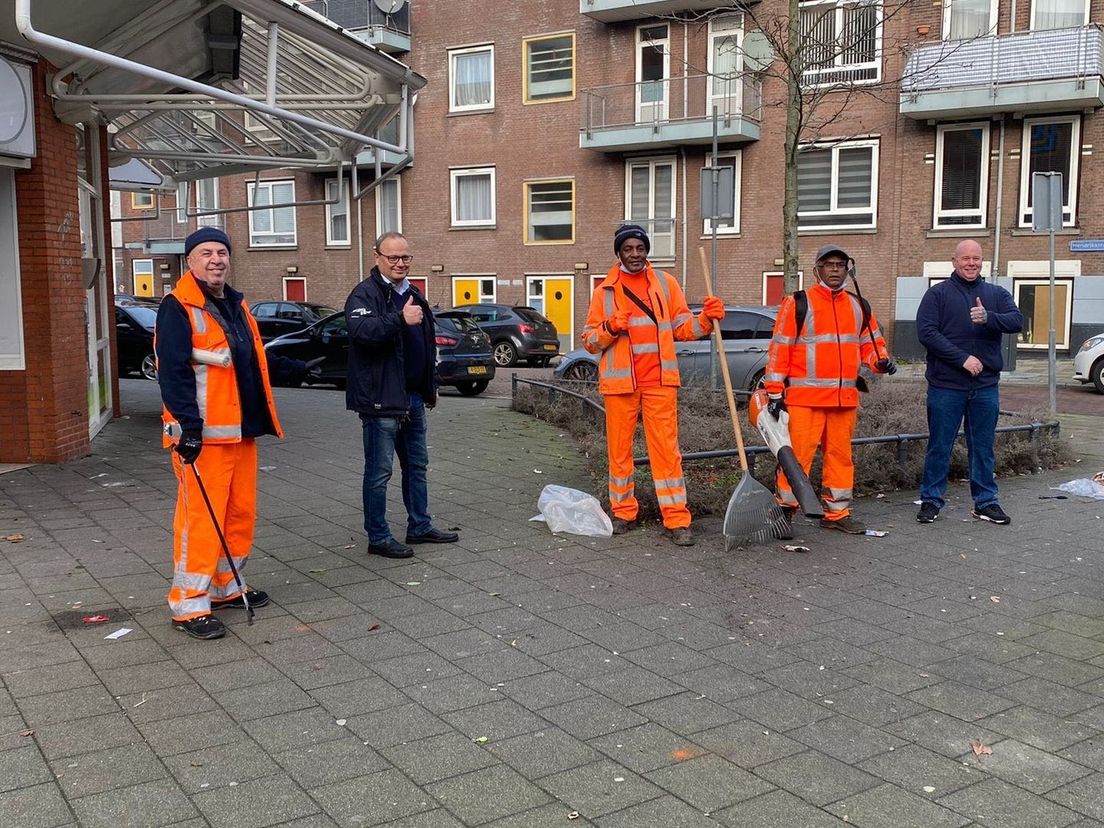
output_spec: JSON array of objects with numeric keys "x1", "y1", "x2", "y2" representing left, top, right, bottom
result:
[
  {"x1": 360, "y1": 393, "x2": 432, "y2": 544},
  {"x1": 919, "y1": 384, "x2": 1000, "y2": 511}
]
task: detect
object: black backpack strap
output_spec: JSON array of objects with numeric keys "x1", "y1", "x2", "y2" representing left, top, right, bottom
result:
[
  {"x1": 620, "y1": 285, "x2": 658, "y2": 326},
  {"x1": 793, "y1": 290, "x2": 807, "y2": 339}
]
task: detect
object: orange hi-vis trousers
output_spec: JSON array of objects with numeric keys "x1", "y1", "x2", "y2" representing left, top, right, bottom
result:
[
  {"x1": 605, "y1": 386, "x2": 691, "y2": 530},
  {"x1": 168, "y1": 440, "x2": 257, "y2": 620},
  {"x1": 775, "y1": 405, "x2": 857, "y2": 521}
]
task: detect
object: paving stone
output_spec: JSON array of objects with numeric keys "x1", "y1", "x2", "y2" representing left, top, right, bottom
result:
[
  {"x1": 0, "y1": 782, "x2": 74, "y2": 828},
  {"x1": 442, "y1": 698, "x2": 547, "y2": 742},
  {"x1": 70, "y1": 778, "x2": 197, "y2": 828},
  {"x1": 596, "y1": 794, "x2": 723, "y2": 827},
  {"x1": 886, "y1": 711, "x2": 1005, "y2": 759},
  {"x1": 693, "y1": 719, "x2": 805, "y2": 769},
  {"x1": 579, "y1": 666, "x2": 685, "y2": 707},
  {"x1": 976, "y1": 706, "x2": 1100, "y2": 752},
  {"x1": 217, "y1": 679, "x2": 317, "y2": 721},
  {"x1": 712, "y1": 788, "x2": 843, "y2": 827},
  {"x1": 483, "y1": 803, "x2": 595, "y2": 827},
  {"x1": 645, "y1": 753, "x2": 774, "y2": 812},
  {"x1": 243, "y1": 707, "x2": 348, "y2": 754},
  {"x1": 275, "y1": 654, "x2": 375, "y2": 690},
  {"x1": 1047, "y1": 773, "x2": 1104, "y2": 821},
  {"x1": 539, "y1": 759, "x2": 662, "y2": 819},
  {"x1": 190, "y1": 657, "x2": 287, "y2": 693},
  {"x1": 827, "y1": 782, "x2": 971, "y2": 828},
  {"x1": 906, "y1": 681, "x2": 1019, "y2": 722},
  {"x1": 0, "y1": 744, "x2": 53, "y2": 792},
  {"x1": 489, "y1": 727, "x2": 603, "y2": 779},
  {"x1": 17, "y1": 684, "x2": 120, "y2": 727},
  {"x1": 50, "y1": 742, "x2": 167, "y2": 799},
  {"x1": 788, "y1": 714, "x2": 907, "y2": 764},
  {"x1": 1020, "y1": 630, "x2": 1104, "y2": 661},
  {"x1": 345, "y1": 702, "x2": 452, "y2": 749},
  {"x1": 541, "y1": 695, "x2": 649, "y2": 741},
  {"x1": 960, "y1": 738, "x2": 1094, "y2": 794},
  {"x1": 728, "y1": 688, "x2": 835, "y2": 732},
  {"x1": 995, "y1": 678, "x2": 1102, "y2": 719},
  {"x1": 938, "y1": 777, "x2": 1081, "y2": 827},
  {"x1": 307, "y1": 674, "x2": 409, "y2": 717},
  {"x1": 371, "y1": 650, "x2": 463, "y2": 688},
  {"x1": 843, "y1": 657, "x2": 944, "y2": 695},
  {"x1": 404, "y1": 672, "x2": 501, "y2": 715},
  {"x1": 32, "y1": 712, "x2": 142, "y2": 760},
  {"x1": 274, "y1": 735, "x2": 389, "y2": 789},
  {"x1": 631, "y1": 692, "x2": 742, "y2": 735},
  {"x1": 622, "y1": 642, "x2": 718, "y2": 677},
  {"x1": 427, "y1": 763, "x2": 551, "y2": 825},
  {"x1": 190, "y1": 772, "x2": 320, "y2": 827},
  {"x1": 754, "y1": 750, "x2": 881, "y2": 807},
  {"x1": 382, "y1": 730, "x2": 499, "y2": 785},
  {"x1": 1005, "y1": 653, "x2": 1104, "y2": 688},
  {"x1": 455, "y1": 646, "x2": 549, "y2": 684},
  {"x1": 3, "y1": 660, "x2": 99, "y2": 698},
  {"x1": 137, "y1": 709, "x2": 246, "y2": 756},
  {"x1": 588, "y1": 723, "x2": 708, "y2": 775},
  {"x1": 857, "y1": 743, "x2": 983, "y2": 799},
  {"x1": 115, "y1": 683, "x2": 219, "y2": 725},
  {"x1": 163, "y1": 740, "x2": 282, "y2": 794}
]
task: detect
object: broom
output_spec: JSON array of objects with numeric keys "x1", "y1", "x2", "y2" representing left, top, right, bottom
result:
[{"x1": 698, "y1": 248, "x2": 791, "y2": 549}]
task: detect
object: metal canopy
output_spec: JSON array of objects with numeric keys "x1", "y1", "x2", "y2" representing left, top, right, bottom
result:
[{"x1": 6, "y1": 0, "x2": 425, "y2": 181}]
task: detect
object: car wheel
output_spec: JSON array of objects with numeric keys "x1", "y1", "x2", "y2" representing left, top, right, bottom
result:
[
  {"x1": 1092, "y1": 357, "x2": 1104, "y2": 394},
  {"x1": 563, "y1": 361, "x2": 598, "y2": 382},
  {"x1": 456, "y1": 380, "x2": 489, "y2": 397},
  {"x1": 140, "y1": 353, "x2": 158, "y2": 381},
  {"x1": 493, "y1": 341, "x2": 518, "y2": 367},
  {"x1": 748, "y1": 370, "x2": 765, "y2": 392}
]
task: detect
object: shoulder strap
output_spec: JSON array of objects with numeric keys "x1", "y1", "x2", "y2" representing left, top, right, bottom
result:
[
  {"x1": 620, "y1": 284, "x2": 658, "y2": 325},
  {"x1": 793, "y1": 290, "x2": 808, "y2": 338}
]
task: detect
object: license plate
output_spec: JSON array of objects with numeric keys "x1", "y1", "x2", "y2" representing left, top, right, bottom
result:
[
  {"x1": 468, "y1": 366, "x2": 488, "y2": 375},
  {"x1": 544, "y1": 344, "x2": 558, "y2": 351}
]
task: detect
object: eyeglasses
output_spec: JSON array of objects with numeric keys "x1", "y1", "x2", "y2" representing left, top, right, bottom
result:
[
  {"x1": 817, "y1": 260, "x2": 849, "y2": 271},
  {"x1": 377, "y1": 253, "x2": 413, "y2": 265}
]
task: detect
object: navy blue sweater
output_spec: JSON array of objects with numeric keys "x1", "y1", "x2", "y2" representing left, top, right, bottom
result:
[{"x1": 916, "y1": 272, "x2": 1024, "y2": 390}]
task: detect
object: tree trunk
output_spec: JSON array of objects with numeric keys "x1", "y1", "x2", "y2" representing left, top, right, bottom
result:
[{"x1": 782, "y1": 0, "x2": 801, "y2": 296}]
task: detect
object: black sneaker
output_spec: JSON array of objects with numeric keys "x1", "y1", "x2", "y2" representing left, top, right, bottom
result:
[
  {"x1": 172, "y1": 614, "x2": 226, "y2": 640},
  {"x1": 610, "y1": 516, "x2": 636, "y2": 535},
  {"x1": 368, "y1": 538, "x2": 414, "y2": 558},
  {"x1": 916, "y1": 502, "x2": 940, "y2": 524},
  {"x1": 820, "y1": 516, "x2": 866, "y2": 534},
  {"x1": 666, "y1": 527, "x2": 695, "y2": 547},
  {"x1": 405, "y1": 528, "x2": 459, "y2": 545},
  {"x1": 972, "y1": 503, "x2": 1011, "y2": 525},
  {"x1": 212, "y1": 589, "x2": 270, "y2": 609}
]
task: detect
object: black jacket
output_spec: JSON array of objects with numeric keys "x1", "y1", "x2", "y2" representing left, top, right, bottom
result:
[
  {"x1": 345, "y1": 269, "x2": 437, "y2": 416},
  {"x1": 917, "y1": 272, "x2": 1024, "y2": 391}
]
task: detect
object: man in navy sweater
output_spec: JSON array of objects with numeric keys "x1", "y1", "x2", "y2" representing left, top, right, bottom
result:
[{"x1": 916, "y1": 240, "x2": 1024, "y2": 526}]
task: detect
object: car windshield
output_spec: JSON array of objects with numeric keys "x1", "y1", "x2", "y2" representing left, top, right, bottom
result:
[
  {"x1": 514, "y1": 307, "x2": 550, "y2": 324},
  {"x1": 124, "y1": 305, "x2": 158, "y2": 329},
  {"x1": 303, "y1": 304, "x2": 338, "y2": 320}
]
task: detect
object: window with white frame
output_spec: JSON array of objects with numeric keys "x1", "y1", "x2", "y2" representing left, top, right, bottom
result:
[
  {"x1": 325, "y1": 179, "x2": 350, "y2": 246},
  {"x1": 800, "y1": 0, "x2": 881, "y2": 85},
  {"x1": 175, "y1": 181, "x2": 189, "y2": 224},
  {"x1": 707, "y1": 15, "x2": 745, "y2": 117},
  {"x1": 625, "y1": 157, "x2": 676, "y2": 259},
  {"x1": 934, "y1": 122, "x2": 989, "y2": 228},
  {"x1": 376, "y1": 178, "x2": 402, "y2": 237},
  {"x1": 449, "y1": 45, "x2": 494, "y2": 112},
  {"x1": 247, "y1": 180, "x2": 296, "y2": 247},
  {"x1": 943, "y1": 0, "x2": 997, "y2": 39},
  {"x1": 797, "y1": 139, "x2": 878, "y2": 229},
  {"x1": 195, "y1": 177, "x2": 220, "y2": 228},
  {"x1": 702, "y1": 151, "x2": 742, "y2": 235},
  {"x1": 450, "y1": 167, "x2": 496, "y2": 227},
  {"x1": 524, "y1": 33, "x2": 574, "y2": 103},
  {"x1": 1031, "y1": 0, "x2": 1089, "y2": 30},
  {"x1": 1019, "y1": 116, "x2": 1080, "y2": 227},
  {"x1": 525, "y1": 179, "x2": 574, "y2": 244}
]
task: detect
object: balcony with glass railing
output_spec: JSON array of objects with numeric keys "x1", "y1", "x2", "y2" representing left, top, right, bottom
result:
[
  {"x1": 900, "y1": 25, "x2": 1104, "y2": 118},
  {"x1": 579, "y1": 0, "x2": 748, "y2": 23},
  {"x1": 303, "y1": 0, "x2": 411, "y2": 54},
  {"x1": 580, "y1": 73, "x2": 762, "y2": 152}
]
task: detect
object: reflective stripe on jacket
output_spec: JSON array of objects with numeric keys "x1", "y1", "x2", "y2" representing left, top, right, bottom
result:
[
  {"x1": 764, "y1": 283, "x2": 887, "y2": 408},
  {"x1": 582, "y1": 263, "x2": 712, "y2": 396},
  {"x1": 160, "y1": 272, "x2": 282, "y2": 446}
]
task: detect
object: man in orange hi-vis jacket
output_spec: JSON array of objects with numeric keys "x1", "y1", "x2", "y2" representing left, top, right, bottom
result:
[
  {"x1": 583, "y1": 223, "x2": 725, "y2": 547},
  {"x1": 763, "y1": 244, "x2": 895, "y2": 536}
]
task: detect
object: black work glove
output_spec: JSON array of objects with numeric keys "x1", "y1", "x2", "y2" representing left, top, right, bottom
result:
[
  {"x1": 175, "y1": 430, "x2": 202, "y2": 465},
  {"x1": 303, "y1": 356, "x2": 325, "y2": 382},
  {"x1": 874, "y1": 358, "x2": 897, "y2": 375},
  {"x1": 767, "y1": 394, "x2": 786, "y2": 420}
]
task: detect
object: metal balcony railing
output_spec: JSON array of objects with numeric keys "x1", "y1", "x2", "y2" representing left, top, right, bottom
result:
[
  {"x1": 302, "y1": 0, "x2": 411, "y2": 36},
  {"x1": 581, "y1": 73, "x2": 762, "y2": 135},
  {"x1": 901, "y1": 24, "x2": 1103, "y2": 97}
]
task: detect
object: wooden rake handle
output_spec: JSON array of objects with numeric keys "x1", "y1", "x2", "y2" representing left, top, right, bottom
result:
[{"x1": 698, "y1": 247, "x2": 750, "y2": 474}]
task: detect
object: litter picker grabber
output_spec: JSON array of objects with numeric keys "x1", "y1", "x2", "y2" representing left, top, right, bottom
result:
[
  {"x1": 190, "y1": 464, "x2": 254, "y2": 625},
  {"x1": 698, "y1": 248, "x2": 791, "y2": 549},
  {"x1": 747, "y1": 389, "x2": 824, "y2": 519}
]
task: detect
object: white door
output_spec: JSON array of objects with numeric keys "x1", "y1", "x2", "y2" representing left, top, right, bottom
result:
[
  {"x1": 636, "y1": 24, "x2": 669, "y2": 124},
  {"x1": 708, "y1": 16, "x2": 744, "y2": 117}
]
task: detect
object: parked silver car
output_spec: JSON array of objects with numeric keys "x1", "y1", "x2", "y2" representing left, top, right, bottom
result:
[{"x1": 554, "y1": 305, "x2": 778, "y2": 390}]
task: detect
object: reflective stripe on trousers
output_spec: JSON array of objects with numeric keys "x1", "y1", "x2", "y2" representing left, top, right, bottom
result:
[
  {"x1": 604, "y1": 385, "x2": 691, "y2": 530},
  {"x1": 168, "y1": 440, "x2": 257, "y2": 620},
  {"x1": 774, "y1": 405, "x2": 857, "y2": 519}
]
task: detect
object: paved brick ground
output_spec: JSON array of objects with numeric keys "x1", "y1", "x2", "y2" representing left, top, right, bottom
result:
[{"x1": 1, "y1": 379, "x2": 1102, "y2": 827}]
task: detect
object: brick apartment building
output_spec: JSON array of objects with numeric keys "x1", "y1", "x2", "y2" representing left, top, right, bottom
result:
[{"x1": 114, "y1": 0, "x2": 1104, "y2": 363}]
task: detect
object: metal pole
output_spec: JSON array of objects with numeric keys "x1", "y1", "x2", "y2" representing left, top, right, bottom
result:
[
  {"x1": 709, "y1": 106, "x2": 720, "y2": 388},
  {"x1": 1048, "y1": 227, "x2": 1057, "y2": 415}
]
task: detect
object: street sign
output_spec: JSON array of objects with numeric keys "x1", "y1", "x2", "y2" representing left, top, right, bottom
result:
[
  {"x1": 699, "y1": 166, "x2": 734, "y2": 220},
  {"x1": 1070, "y1": 240, "x2": 1104, "y2": 252},
  {"x1": 1032, "y1": 172, "x2": 1063, "y2": 233}
]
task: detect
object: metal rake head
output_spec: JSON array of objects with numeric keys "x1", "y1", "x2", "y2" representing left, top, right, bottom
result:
[{"x1": 723, "y1": 502, "x2": 792, "y2": 551}]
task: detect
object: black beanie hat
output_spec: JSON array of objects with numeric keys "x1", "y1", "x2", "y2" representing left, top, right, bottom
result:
[
  {"x1": 184, "y1": 227, "x2": 232, "y2": 257},
  {"x1": 613, "y1": 223, "x2": 650, "y2": 255}
]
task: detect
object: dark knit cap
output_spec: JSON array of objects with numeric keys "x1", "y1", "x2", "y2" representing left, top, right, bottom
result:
[
  {"x1": 613, "y1": 223, "x2": 650, "y2": 254},
  {"x1": 184, "y1": 227, "x2": 232, "y2": 257}
]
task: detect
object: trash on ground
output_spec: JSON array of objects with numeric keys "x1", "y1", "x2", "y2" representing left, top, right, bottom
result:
[
  {"x1": 783, "y1": 545, "x2": 811, "y2": 553},
  {"x1": 1051, "y1": 478, "x2": 1104, "y2": 500},
  {"x1": 2, "y1": 533, "x2": 25, "y2": 543},
  {"x1": 970, "y1": 738, "x2": 993, "y2": 758},
  {"x1": 1038, "y1": 495, "x2": 1068, "y2": 500},
  {"x1": 863, "y1": 529, "x2": 888, "y2": 537},
  {"x1": 81, "y1": 615, "x2": 110, "y2": 624},
  {"x1": 530, "y1": 484, "x2": 613, "y2": 537},
  {"x1": 104, "y1": 627, "x2": 133, "y2": 640}
]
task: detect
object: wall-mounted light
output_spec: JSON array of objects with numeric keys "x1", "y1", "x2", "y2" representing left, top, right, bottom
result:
[
  {"x1": 159, "y1": 263, "x2": 170, "y2": 271},
  {"x1": 430, "y1": 265, "x2": 444, "y2": 273},
  {"x1": 773, "y1": 258, "x2": 785, "y2": 267},
  {"x1": 286, "y1": 266, "x2": 298, "y2": 274},
  {"x1": 916, "y1": 25, "x2": 931, "y2": 35},
  {"x1": 574, "y1": 262, "x2": 589, "y2": 271}
]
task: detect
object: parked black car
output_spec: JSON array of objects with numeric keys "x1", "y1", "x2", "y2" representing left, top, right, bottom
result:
[
  {"x1": 114, "y1": 295, "x2": 160, "y2": 380},
  {"x1": 264, "y1": 310, "x2": 496, "y2": 396},
  {"x1": 452, "y1": 303, "x2": 560, "y2": 367},
  {"x1": 250, "y1": 300, "x2": 339, "y2": 342}
]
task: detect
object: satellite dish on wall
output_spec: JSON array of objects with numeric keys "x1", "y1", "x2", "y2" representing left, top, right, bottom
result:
[
  {"x1": 373, "y1": 0, "x2": 406, "y2": 13},
  {"x1": 742, "y1": 32, "x2": 775, "y2": 74}
]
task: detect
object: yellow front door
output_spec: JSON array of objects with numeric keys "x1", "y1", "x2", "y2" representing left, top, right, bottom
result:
[
  {"x1": 133, "y1": 274, "x2": 154, "y2": 297},
  {"x1": 541, "y1": 277, "x2": 574, "y2": 352},
  {"x1": 453, "y1": 278, "x2": 481, "y2": 307}
]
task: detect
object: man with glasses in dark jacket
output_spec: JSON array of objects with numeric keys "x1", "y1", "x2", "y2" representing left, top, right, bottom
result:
[
  {"x1": 345, "y1": 232, "x2": 459, "y2": 558},
  {"x1": 916, "y1": 239, "x2": 1024, "y2": 526}
]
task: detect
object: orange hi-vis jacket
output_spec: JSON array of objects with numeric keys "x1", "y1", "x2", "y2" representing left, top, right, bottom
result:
[
  {"x1": 764, "y1": 282, "x2": 887, "y2": 409},
  {"x1": 583, "y1": 263, "x2": 713, "y2": 395},
  {"x1": 160, "y1": 272, "x2": 283, "y2": 447}
]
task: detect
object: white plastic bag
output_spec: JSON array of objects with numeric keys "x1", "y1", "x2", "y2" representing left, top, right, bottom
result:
[
  {"x1": 530, "y1": 484, "x2": 613, "y2": 537},
  {"x1": 1051, "y1": 478, "x2": 1104, "y2": 500}
]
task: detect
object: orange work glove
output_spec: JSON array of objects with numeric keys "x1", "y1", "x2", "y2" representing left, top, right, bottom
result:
[
  {"x1": 701, "y1": 296, "x2": 726, "y2": 320},
  {"x1": 606, "y1": 310, "x2": 631, "y2": 334}
]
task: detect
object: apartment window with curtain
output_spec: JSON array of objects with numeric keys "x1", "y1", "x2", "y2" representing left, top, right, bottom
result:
[
  {"x1": 943, "y1": 0, "x2": 997, "y2": 39},
  {"x1": 247, "y1": 180, "x2": 296, "y2": 247},
  {"x1": 625, "y1": 157, "x2": 676, "y2": 259},
  {"x1": 449, "y1": 45, "x2": 494, "y2": 112},
  {"x1": 195, "y1": 177, "x2": 221, "y2": 228},
  {"x1": 525, "y1": 179, "x2": 574, "y2": 243},
  {"x1": 702, "y1": 151, "x2": 742, "y2": 235},
  {"x1": 1019, "y1": 116, "x2": 1080, "y2": 227},
  {"x1": 708, "y1": 15, "x2": 744, "y2": 116},
  {"x1": 325, "y1": 179, "x2": 350, "y2": 246},
  {"x1": 934, "y1": 123, "x2": 989, "y2": 228},
  {"x1": 800, "y1": 0, "x2": 881, "y2": 85},
  {"x1": 450, "y1": 167, "x2": 496, "y2": 227},
  {"x1": 1031, "y1": 0, "x2": 1089, "y2": 29},
  {"x1": 524, "y1": 33, "x2": 574, "y2": 103},
  {"x1": 376, "y1": 178, "x2": 402, "y2": 237},
  {"x1": 797, "y1": 140, "x2": 878, "y2": 229}
]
